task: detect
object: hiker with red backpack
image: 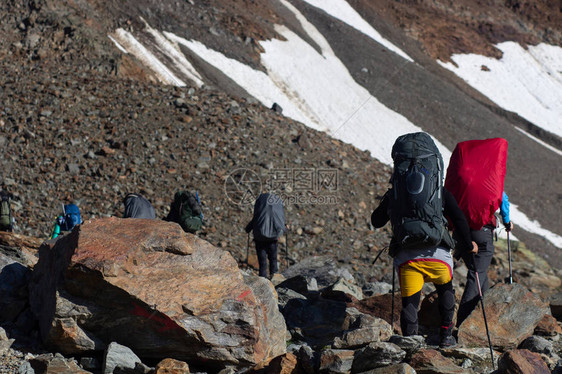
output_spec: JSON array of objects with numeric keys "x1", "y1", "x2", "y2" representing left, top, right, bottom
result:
[
  {"x1": 445, "y1": 138, "x2": 514, "y2": 327},
  {"x1": 371, "y1": 132, "x2": 477, "y2": 348}
]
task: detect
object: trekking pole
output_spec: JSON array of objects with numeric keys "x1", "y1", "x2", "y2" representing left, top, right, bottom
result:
[
  {"x1": 195, "y1": 191, "x2": 204, "y2": 221},
  {"x1": 472, "y1": 254, "x2": 495, "y2": 370},
  {"x1": 507, "y1": 231, "x2": 513, "y2": 284},
  {"x1": 246, "y1": 232, "x2": 250, "y2": 265},
  {"x1": 285, "y1": 229, "x2": 289, "y2": 269},
  {"x1": 372, "y1": 245, "x2": 389, "y2": 265},
  {"x1": 391, "y1": 265, "x2": 395, "y2": 332}
]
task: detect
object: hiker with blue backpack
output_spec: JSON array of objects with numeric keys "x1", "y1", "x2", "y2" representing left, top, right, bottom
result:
[
  {"x1": 371, "y1": 132, "x2": 477, "y2": 348},
  {"x1": 245, "y1": 193, "x2": 287, "y2": 279},
  {"x1": 50, "y1": 203, "x2": 82, "y2": 239}
]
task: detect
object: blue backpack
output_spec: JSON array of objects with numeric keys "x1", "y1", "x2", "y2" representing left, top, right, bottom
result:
[{"x1": 58, "y1": 204, "x2": 82, "y2": 232}]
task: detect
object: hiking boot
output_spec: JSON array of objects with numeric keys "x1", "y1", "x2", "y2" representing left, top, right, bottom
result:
[{"x1": 439, "y1": 335, "x2": 457, "y2": 348}]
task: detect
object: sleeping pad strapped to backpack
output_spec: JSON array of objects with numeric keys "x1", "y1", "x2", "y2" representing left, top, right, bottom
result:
[
  {"x1": 252, "y1": 193, "x2": 285, "y2": 241},
  {"x1": 445, "y1": 138, "x2": 507, "y2": 230},
  {"x1": 389, "y1": 132, "x2": 454, "y2": 251}
]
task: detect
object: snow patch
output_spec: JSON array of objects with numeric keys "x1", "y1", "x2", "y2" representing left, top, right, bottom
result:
[
  {"x1": 142, "y1": 20, "x2": 204, "y2": 87},
  {"x1": 111, "y1": 29, "x2": 186, "y2": 87},
  {"x1": 438, "y1": 42, "x2": 562, "y2": 140},
  {"x1": 301, "y1": 0, "x2": 413, "y2": 62}
]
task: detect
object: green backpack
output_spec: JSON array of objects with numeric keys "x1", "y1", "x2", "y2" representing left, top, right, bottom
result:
[
  {"x1": 0, "y1": 192, "x2": 13, "y2": 232},
  {"x1": 165, "y1": 191, "x2": 203, "y2": 233}
]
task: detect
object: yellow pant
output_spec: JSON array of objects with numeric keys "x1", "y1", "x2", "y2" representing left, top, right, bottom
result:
[{"x1": 398, "y1": 259, "x2": 453, "y2": 297}]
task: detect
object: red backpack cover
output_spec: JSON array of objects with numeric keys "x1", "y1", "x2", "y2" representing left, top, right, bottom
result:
[{"x1": 445, "y1": 138, "x2": 508, "y2": 230}]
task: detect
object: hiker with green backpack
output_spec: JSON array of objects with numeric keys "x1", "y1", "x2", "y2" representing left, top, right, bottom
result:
[
  {"x1": 371, "y1": 132, "x2": 477, "y2": 348},
  {"x1": 164, "y1": 190, "x2": 203, "y2": 234},
  {"x1": 0, "y1": 190, "x2": 14, "y2": 232}
]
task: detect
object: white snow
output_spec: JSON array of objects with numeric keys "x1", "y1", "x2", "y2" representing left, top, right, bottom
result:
[
  {"x1": 301, "y1": 0, "x2": 413, "y2": 62},
  {"x1": 108, "y1": 35, "x2": 128, "y2": 54},
  {"x1": 439, "y1": 42, "x2": 562, "y2": 140},
  {"x1": 141, "y1": 19, "x2": 204, "y2": 87},
  {"x1": 510, "y1": 204, "x2": 562, "y2": 248},
  {"x1": 515, "y1": 127, "x2": 562, "y2": 156},
  {"x1": 111, "y1": 29, "x2": 186, "y2": 87}
]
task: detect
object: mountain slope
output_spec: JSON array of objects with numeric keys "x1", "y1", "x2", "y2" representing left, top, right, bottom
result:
[{"x1": 0, "y1": 0, "x2": 560, "y2": 267}]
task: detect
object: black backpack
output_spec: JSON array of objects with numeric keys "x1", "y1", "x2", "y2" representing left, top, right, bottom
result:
[
  {"x1": 166, "y1": 191, "x2": 203, "y2": 233},
  {"x1": 388, "y1": 132, "x2": 454, "y2": 250},
  {"x1": 0, "y1": 191, "x2": 13, "y2": 232},
  {"x1": 252, "y1": 193, "x2": 285, "y2": 241}
]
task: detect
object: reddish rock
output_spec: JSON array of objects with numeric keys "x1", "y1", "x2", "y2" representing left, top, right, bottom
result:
[
  {"x1": 350, "y1": 293, "x2": 402, "y2": 334},
  {"x1": 155, "y1": 358, "x2": 190, "y2": 374},
  {"x1": 534, "y1": 314, "x2": 562, "y2": 336},
  {"x1": 256, "y1": 353, "x2": 300, "y2": 374},
  {"x1": 409, "y1": 349, "x2": 471, "y2": 374},
  {"x1": 498, "y1": 349, "x2": 550, "y2": 374},
  {"x1": 29, "y1": 218, "x2": 286, "y2": 371}
]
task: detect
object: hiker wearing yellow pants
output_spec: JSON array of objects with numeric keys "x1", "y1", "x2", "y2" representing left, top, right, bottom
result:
[{"x1": 372, "y1": 188, "x2": 477, "y2": 347}]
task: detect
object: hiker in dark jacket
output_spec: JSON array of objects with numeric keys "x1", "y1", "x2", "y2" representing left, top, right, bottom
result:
[
  {"x1": 456, "y1": 192, "x2": 513, "y2": 327},
  {"x1": 372, "y1": 188, "x2": 477, "y2": 347},
  {"x1": 245, "y1": 193, "x2": 287, "y2": 279},
  {"x1": 123, "y1": 193, "x2": 156, "y2": 219}
]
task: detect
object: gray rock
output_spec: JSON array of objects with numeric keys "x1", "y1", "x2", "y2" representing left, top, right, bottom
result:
[
  {"x1": 102, "y1": 342, "x2": 142, "y2": 374},
  {"x1": 318, "y1": 349, "x2": 354, "y2": 374},
  {"x1": 333, "y1": 308, "x2": 392, "y2": 349},
  {"x1": 67, "y1": 163, "x2": 80, "y2": 174},
  {"x1": 352, "y1": 342, "x2": 406, "y2": 372},
  {"x1": 519, "y1": 335, "x2": 553, "y2": 355},
  {"x1": 276, "y1": 287, "x2": 307, "y2": 310},
  {"x1": 363, "y1": 282, "x2": 392, "y2": 297},
  {"x1": 388, "y1": 335, "x2": 424, "y2": 356},
  {"x1": 283, "y1": 256, "x2": 354, "y2": 289},
  {"x1": 458, "y1": 283, "x2": 550, "y2": 350},
  {"x1": 17, "y1": 361, "x2": 35, "y2": 374}
]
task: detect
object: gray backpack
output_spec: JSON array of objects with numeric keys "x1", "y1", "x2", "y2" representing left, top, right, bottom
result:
[
  {"x1": 252, "y1": 193, "x2": 285, "y2": 241},
  {"x1": 123, "y1": 193, "x2": 156, "y2": 219},
  {"x1": 388, "y1": 132, "x2": 454, "y2": 250}
]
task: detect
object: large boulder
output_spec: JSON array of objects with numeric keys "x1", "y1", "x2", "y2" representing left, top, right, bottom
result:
[
  {"x1": 458, "y1": 283, "x2": 549, "y2": 350},
  {"x1": 29, "y1": 218, "x2": 286, "y2": 371}
]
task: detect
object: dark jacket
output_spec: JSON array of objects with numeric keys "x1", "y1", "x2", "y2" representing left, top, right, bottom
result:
[{"x1": 371, "y1": 187, "x2": 473, "y2": 253}]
